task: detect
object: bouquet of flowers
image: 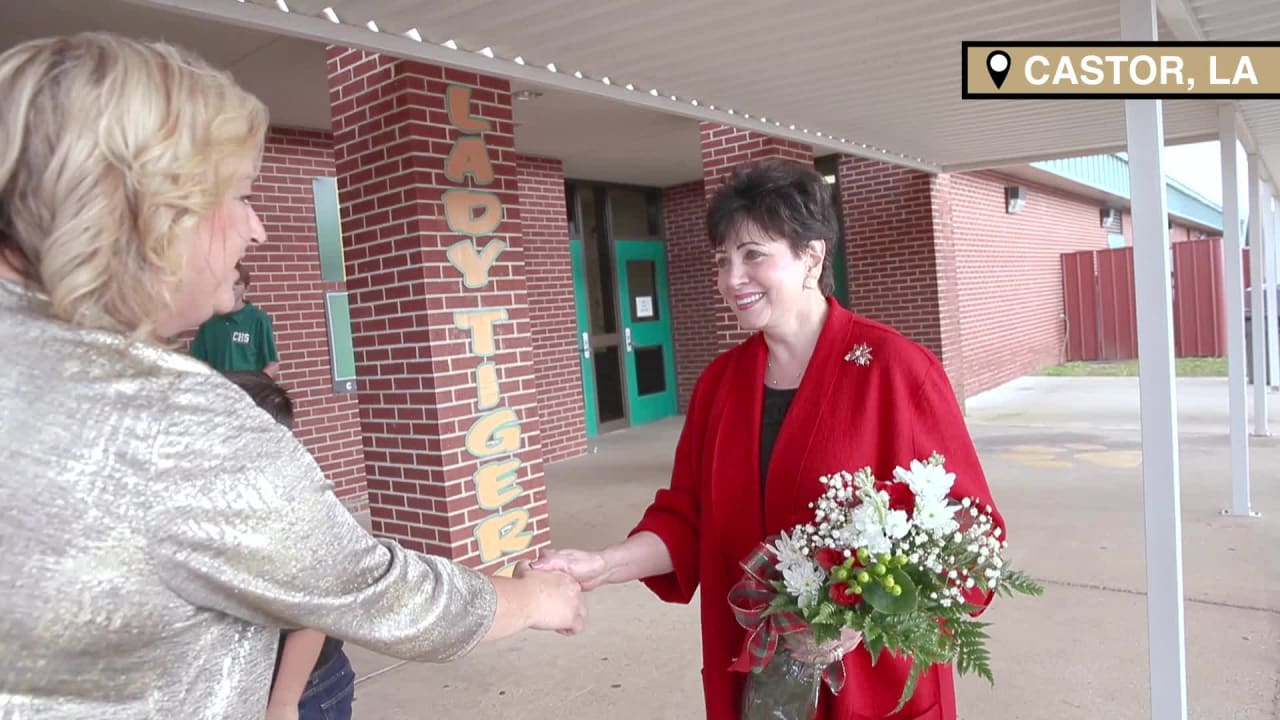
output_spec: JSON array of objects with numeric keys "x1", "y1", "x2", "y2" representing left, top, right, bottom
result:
[{"x1": 728, "y1": 453, "x2": 1043, "y2": 720}]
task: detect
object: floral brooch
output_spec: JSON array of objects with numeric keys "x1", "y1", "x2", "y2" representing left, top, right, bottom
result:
[{"x1": 843, "y1": 342, "x2": 873, "y2": 366}]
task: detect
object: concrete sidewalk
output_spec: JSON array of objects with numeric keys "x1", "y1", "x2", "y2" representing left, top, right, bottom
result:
[
  {"x1": 344, "y1": 378, "x2": 1280, "y2": 719},
  {"x1": 965, "y1": 375, "x2": 1280, "y2": 436}
]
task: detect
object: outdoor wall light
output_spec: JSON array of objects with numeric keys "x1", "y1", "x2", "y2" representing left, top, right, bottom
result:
[{"x1": 1005, "y1": 185, "x2": 1027, "y2": 214}]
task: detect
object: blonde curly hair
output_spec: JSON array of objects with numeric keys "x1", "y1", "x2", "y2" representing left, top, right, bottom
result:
[{"x1": 0, "y1": 32, "x2": 269, "y2": 339}]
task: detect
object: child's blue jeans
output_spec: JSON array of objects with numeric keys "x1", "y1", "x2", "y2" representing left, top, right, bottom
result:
[{"x1": 297, "y1": 650, "x2": 355, "y2": 720}]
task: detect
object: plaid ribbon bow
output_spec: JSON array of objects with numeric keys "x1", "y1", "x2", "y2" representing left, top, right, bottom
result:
[{"x1": 727, "y1": 540, "x2": 848, "y2": 692}]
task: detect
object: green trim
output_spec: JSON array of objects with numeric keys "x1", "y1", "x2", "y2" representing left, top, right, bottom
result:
[
  {"x1": 569, "y1": 238, "x2": 599, "y2": 437},
  {"x1": 312, "y1": 177, "x2": 346, "y2": 283},
  {"x1": 324, "y1": 291, "x2": 357, "y2": 394}
]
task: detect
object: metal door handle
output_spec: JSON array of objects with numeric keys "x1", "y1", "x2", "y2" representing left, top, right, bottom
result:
[
  {"x1": 581, "y1": 332, "x2": 590, "y2": 359},
  {"x1": 624, "y1": 327, "x2": 633, "y2": 353}
]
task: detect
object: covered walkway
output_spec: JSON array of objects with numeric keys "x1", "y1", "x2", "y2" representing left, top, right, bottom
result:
[{"x1": 5, "y1": 0, "x2": 1279, "y2": 715}]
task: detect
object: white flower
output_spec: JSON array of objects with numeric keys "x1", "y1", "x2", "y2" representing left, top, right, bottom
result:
[
  {"x1": 781, "y1": 558, "x2": 827, "y2": 607},
  {"x1": 895, "y1": 459, "x2": 956, "y2": 503},
  {"x1": 882, "y1": 509, "x2": 911, "y2": 540},
  {"x1": 846, "y1": 504, "x2": 908, "y2": 556},
  {"x1": 859, "y1": 531, "x2": 893, "y2": 556},
  {"x1": 770, "y1": 529, "x2": 810, "y2": 569},
  {"x1": 914, "y1": 497, "x2": 961, "y2": 534}
]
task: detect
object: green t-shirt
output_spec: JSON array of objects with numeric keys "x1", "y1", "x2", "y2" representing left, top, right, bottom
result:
[{"x1": 190, "y1": 302, "x2": 279, "y2": 372}]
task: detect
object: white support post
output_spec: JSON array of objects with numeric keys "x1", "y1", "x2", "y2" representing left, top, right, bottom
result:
[
  {"x1": 1266, "y1": 187, "x2": 1280, "y2": 389},
  {"x1": 1219, "y1": 108, "x2": 1254, "y2": 518},
  {"x1": 1249, "y1": 154, "x2": 1268, "y2": 435},
  {"x1": 1122, "y1": 1, "x2": 1188, "y2": 718}
]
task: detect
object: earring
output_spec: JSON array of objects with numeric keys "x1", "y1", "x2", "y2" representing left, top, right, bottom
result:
[{"x1": 803, "y1": 276, "x2": 817, "y2": 290}]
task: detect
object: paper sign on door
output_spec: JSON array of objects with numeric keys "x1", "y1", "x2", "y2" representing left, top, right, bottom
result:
[{"x1": 635, "y1": 296, "x2": 654, "y2": 319}]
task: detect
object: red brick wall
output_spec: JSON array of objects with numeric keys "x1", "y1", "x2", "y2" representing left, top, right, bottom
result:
[
  {"x1": 517, "y1": 154, "x2": 586, "y2": 462},
  {"x1": 929, "y1": 173, "x2": 967, "y2": 395},
  {"x1": 838, "y1": 159, "x2": 1222, "y2": 400},
  {"x1": 838, "y1": 156, "x2": 960, "y2": 385},
  {"x1": 948, "y1": 171, "x2": 1115, "y2": 396},
  {"x1": 197, "y1": 127, "x2": 369, "y2": 515},
  {"x1": 700, "y1": 123, "x2": 813, "y2": 196},
  {"x1": 328, "y1": 47, "x2": 548, "y2": 572},
  {"x1": 1121, "y1": 211, "x2": 1205, "y2": 245},
  {"x1": 663, "y1": 180, "x2": 714, "y2": 412}
]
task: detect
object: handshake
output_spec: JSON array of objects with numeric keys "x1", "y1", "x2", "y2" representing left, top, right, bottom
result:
[
  {"x1": 505, "y1": 548, "x2": 609, "y2": 636},
  {"x1": 491, "y1": 533, "x2": 667, "y2": 640}
]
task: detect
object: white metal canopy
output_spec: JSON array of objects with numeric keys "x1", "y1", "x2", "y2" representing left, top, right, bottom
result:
[{"x1": 119, "y1": 0, "x2": 1280, "y2": 182}]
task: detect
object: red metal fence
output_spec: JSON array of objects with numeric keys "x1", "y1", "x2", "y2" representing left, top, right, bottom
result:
[
  {"x1": 1062, "y1": 237, "x2": 1228, "y2": 361},
  {"x1": 1062, "y1": 251, "x2": 1099, "y2": 361},
  {"x1": 1173, "y1": 238, "x2": 1227, "y2": 357}
]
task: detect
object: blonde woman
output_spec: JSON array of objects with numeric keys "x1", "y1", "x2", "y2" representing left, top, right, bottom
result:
[{"x1": 0, "y1": 32, "x2": 584, "y2": 718}]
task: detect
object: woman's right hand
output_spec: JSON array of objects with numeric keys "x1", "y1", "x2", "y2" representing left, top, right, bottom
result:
[{"x1": 530, "y1": 548, "x2": 611, "y2": 590}]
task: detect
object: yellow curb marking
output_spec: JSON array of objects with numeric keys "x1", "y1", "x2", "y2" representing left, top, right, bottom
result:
[
  {"x1": 1076, "y1": 451, "x2": 1143, "y2": 469},
  {"x1": 1022, "y1": 459, "x2": 1074, "y2": 469},
  {"x1": 1010, "y1": 445, "x2": 1065, "y2": 455}
]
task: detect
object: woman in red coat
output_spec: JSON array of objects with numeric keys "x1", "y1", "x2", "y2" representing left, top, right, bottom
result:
[{"x1": 534, "y1": 158, "x2": 1005, "y2": 720}]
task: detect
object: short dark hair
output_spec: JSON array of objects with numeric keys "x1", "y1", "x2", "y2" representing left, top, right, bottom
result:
[
  {"x1": 222, "y1": 370, "x2": 293, "y2": 429},
  {"x1": 706, "y1": 158, "x2": 837, "y2": 295}
]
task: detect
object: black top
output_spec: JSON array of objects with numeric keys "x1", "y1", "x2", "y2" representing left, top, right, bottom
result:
[
  {"x1": 271, "y1": 631, "x2": 346, "y2": 690},
  {"x1": 760, "y1": 385, "x2": 798, "y2": 499}
]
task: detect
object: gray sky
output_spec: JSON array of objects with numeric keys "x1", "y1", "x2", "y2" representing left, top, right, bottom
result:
[{"x1": 1163, "y1": 140, "x2": 1249, "y2": 208}]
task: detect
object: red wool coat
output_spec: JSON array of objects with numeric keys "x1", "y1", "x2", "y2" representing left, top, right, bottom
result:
[{"x1": 631, "y1": 297, "x2": 1005, "y2": 720}]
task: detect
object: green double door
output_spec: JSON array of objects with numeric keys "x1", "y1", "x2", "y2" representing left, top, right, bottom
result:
[{"x1": 570, "y1": 221, "x2": 677, "y2": 437}]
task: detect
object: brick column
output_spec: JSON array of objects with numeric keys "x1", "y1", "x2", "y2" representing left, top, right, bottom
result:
[
  {"x1": 327, "y1": 48, "x2": 548, "y2": 574},
  {"x1": 837, "y1": 155, "x2": 966, "y2": 399},
  {"x1": 516, "y1": 154, "x2": 586, "y2": 463},
  {"x1": 662, "y1": 181, "x2": 713, "y2": 413}
]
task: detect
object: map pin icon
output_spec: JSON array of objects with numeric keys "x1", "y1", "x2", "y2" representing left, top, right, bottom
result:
[{"x1": 987, "y1": 50, "x2": 1011, "y2": 89}]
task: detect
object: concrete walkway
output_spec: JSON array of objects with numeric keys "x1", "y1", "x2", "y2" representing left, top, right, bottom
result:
[{"x1": 345, "y1": 377, "x2": 1280, "y2": 719}]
